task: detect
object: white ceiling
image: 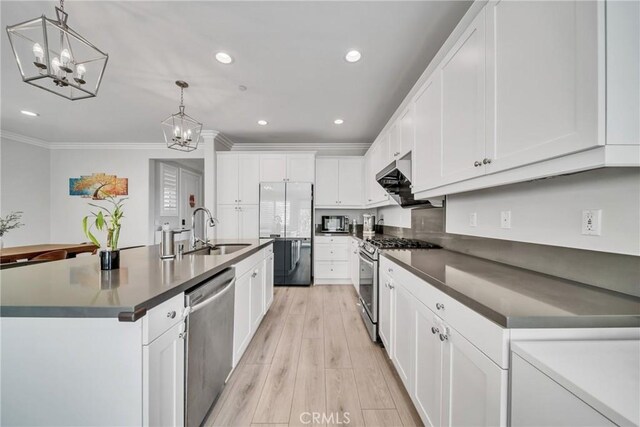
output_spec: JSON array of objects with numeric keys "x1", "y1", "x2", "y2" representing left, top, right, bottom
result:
[{"x1": 1, "y1": 1, "x2": 471, "y2": 145}]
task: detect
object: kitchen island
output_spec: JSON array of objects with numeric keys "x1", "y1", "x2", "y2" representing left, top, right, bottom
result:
[{"x1": 0, "y1": 239, "x2": 274, "y2": 427}]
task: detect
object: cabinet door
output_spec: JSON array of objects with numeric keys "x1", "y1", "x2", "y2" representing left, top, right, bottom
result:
[
  {"x1": 338, "y1": 158, "x2": 363, "y2": 206},
  {"x1": 413, "y1": 75, "x2": 442, "y2": 193},
  {"x1": 287, "y1": 154, "x2": 315, "y2": 182},
  {"x1": 485, "y1": 1, "x2": 600, "y2": 173},
  {"x1": 216, "y1": 205, "x2": 239, "y2": 239},
  {"x1": 143, "y1": 321, "x2": 185, "y2": 427},
  {"x1": 370, "y1": 143, "x2": 389, "y2": 204},
  {"x1": 349, "y1": 240, "x2": 360, "y2": 292},
  {"x1": 378, "y1": 272, "x2": 393, "y2": 354},
  {"x1": 414, "y1": 302, "x2": 444, "y2": 427},
  {"x1": 260, "y1": 154, "x2": 287, "y2": 182},
  {"x1": 399, "y1": 106, "x2": 415, "y2": 157},
  {"x1": 392, "y1": 281, "x2": 415, "y2": 391},
  {"x1": 364, "y1": 150, "x2": 374, "y2": 205},
  {"x1": 238, "y1": 205, "x2": 259, "y2": 239},
  {"x1": 264, "y1": 254, "x2": 274, "y2": 313},
  {"x1": 441, "y1": 326, "x2": 507, "y2": 427},
  {"x1": 315, "y1": 158, "x2": 340, "y2": 206},
  {"x1": 389, "y1": 122, "x2": 402, "y2": 159},
  {"x1": 233, "y1": 271, "x2": 252, "y2": 366},
  {"x1": 439, "y1": 9, "x2": 486, "y2": 186},
  {"x1": 238, "y1": 154, "x2": 260, "y2": 204},
  {"x1": 217, "y1": 154, "x2": 239, "y2": 205},
  {"x1": 250, "y1": 263, "x2": 265, "y2": 332}
]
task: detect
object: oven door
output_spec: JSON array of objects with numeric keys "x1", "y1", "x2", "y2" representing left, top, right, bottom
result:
[{"x1": 358, "y1": 251, "x2": 378, "y2": 323}]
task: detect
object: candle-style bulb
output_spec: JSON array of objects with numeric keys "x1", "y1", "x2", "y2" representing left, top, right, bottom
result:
[
  {"x1": 60, "y1": 49, "x2": 71, "y2": 67},
  {"x1": 32, "y1": 43, "x2": 44, "y2": 62},
  {"x1": 76, "y1": 64, "x2": 86, "y2": 80},
  {"x1": 51, "y1": 57, "x2": 62, "y2": 77}
]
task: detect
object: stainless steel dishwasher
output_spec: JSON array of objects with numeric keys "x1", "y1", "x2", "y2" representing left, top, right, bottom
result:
[{"x1": 184, "y1": 267, "x2": 235, "y2": 427}]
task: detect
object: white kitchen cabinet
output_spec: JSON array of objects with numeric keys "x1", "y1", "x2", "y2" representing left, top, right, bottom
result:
[
  {"x1": 414, "y1": 301, "x2": 444, "y2": 427},
  {"x1": 378, "y1": 269, "x2": 393, "y2": 352},
  {"x1": 216, "y1": 205, "x2": 238, "y2": 239},
  {"x1": 365, "y1": 142, "x2": 390, "y2": 206},
  {"x1": 250, "y1": 262, "x2": 265, "y2": 332},
  {"x1": 388, "y1": 122, "x2": 401, "y2": 160},
  {"x1": 238, "y1": 205, "x2": 259, "y2": 239},
  {"x1": 315, "y1": 157, "x2": 363, "y2": 207},
  {"x1": 392, "y1": 280, "x2": 415, "y2": 391},
  {"x1": 439, "y1": 8, "x2": 486, "y2": 186},
  {"x1": 412, "y1": 75, "x2": 442, "y2": 193},
  {"x1": 399, "y1": 106, "x2": 415, "y2": 157},
  {"x1": 259, "y1": 153, "x2": 315, "y2": 183},
  {"x1": 217, "y1": 154, "x2": 239, "y2": 205},
  {"x1": 264, "y1": 253, "x2": 274, "y2": 313},
  {"x1": 238, "y1": 154, "x2": 260, "y2": 204},
  {"x1": 143, "y1": 321, "x2": 185, "y2": 427},
  {"x1": 217, "y1": 205, "x2": 259, "y2": 240},
  {"x1": 217, "y1": 153, "x2": 260, "y2": 205},
  {"x1": 485, "y1": 0, "x2": 600, "y2": 174},
  {"x1": 441, "y1": 322, "x2": 507, "y2": 427},
  {"x1": 349, "y1": 238, "x2": 360, "y2": 292},
  {"x1": 314, "y1": 236, "x2": 350, "y2": 284},
  {"x1": 233, "y1": 270, "x2": 252, "y2": 366}
]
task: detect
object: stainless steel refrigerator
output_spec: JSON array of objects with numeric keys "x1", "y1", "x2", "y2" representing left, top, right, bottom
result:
[{"x1": 259, "y1": 182, "x2": 313, "y2": 286}]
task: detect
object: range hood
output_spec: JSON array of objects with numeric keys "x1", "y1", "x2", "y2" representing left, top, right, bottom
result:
[{"x1": 376, "y1": 152, "x2": 442, "y2": 208}]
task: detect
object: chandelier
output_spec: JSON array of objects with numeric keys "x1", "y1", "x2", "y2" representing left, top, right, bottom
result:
[
  {"x1": 161, "y1": 81, "x2": 202, "y2": 152},
  {"x1": 5, "y1": 0, "x2": 108, "y2": 101}
]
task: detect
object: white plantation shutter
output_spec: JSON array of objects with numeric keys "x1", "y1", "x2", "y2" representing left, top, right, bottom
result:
[{"x1": 160, "y1": 163, "x2": 179, "y2": 216}]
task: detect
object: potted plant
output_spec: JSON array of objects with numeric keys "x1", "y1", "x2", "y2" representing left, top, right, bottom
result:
[
  {"x1": 0, "y1": 211, "x2": 23, "y2": 249},
  {"x1": 82, "y1": 197, "x2": 126, "y2": 270}
]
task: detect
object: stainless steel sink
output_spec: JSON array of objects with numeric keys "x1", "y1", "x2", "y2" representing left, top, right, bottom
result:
[{"x1": 184, "y1": 243, "x2": 250, "y2": 256}]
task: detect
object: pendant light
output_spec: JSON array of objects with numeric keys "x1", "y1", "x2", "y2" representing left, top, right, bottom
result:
[
  {"x1": 161, "y1": 81, "x2": 202, "y2": 152},
  {"x1": 5, "y1": 0, "x2": 109, "y2": 100}
]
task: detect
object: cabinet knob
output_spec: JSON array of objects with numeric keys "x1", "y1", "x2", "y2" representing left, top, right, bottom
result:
[
  {"x1": 394, "y1": 151, "x2": 400, "y2": 156},
  {"x1": 388, "y1": 268, "x2": 393, "y2": 273},
  {"x1": 167, "y1": 310, "x2": 176, "y2": 319},
  {"x1": 178, "y1": 332, "x2": 186, "y2": 339},
  {"x1": 474, "y1": 161, "x2": 482, "y2": 167},
  {"x1": 238, "y1": 199, "x2": 242, "y2": 202},
  {"x1": 252, "y1": 271, "x2": 258, "y2": 278},
  {"x1": 234, "y1": 199, "x2": 238, "y2": 202},
  {"x1": 439, "y1": 333, "x2": 449, "y2": 342},
  {"x1": 388, "y1": 283, "x2": 395, "y2": 289},
  {"x1": 431, "y1": 326, "x2": 439, "y2": 335},
  {"x1": 436, "y1": 303, "x2": 444, "y2": 311},
  {"x1": 483, "y1": 158, "x2": 492, "y2": 165}
]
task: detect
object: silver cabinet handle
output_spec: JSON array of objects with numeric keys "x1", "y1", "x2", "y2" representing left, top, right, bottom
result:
[
  {"x1": 393, "y1": 151, "x2": 400, "y2": 156},
  {"x1": 431, "y1": 326, "x2": 439, "y2": 335},
  {"x1": 234, "y1": 199, "x2": 238, "y2": 202},
  {"x1": 388, "y1": 268, "x2": 393, "y2": 273},
  {"x1": 436, "y1": 303, "x2": 444, "y2": 310},
  {"x1": 474, "y1": 161, "x2": 482, "y2": 167},
  {"x1": 388, "y1": 283, "x2": 395, "y2": 289},
  {"x1": 439, "y1": 333, "x2": 448, "y2": 342},
  {"x1": 167, "y1": 310, "x2": 176, "y2": 319},
  {"x1": 178, "y1": 332, "x2": 186, "y2": 339},
  {"x1": 238, "y1": 199, "x2": 242, "y2": 202},
  {"x1": 483, "y1": 158, "x2": 492, "y2": 164}
]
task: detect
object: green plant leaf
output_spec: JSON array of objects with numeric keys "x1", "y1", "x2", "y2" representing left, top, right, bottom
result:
[
  {"x1": 96, "y1": 211, "x2": 105, "y2": 230},
  {"x1": 82, "y1": 216, "x2": 101, "y2": 248}
]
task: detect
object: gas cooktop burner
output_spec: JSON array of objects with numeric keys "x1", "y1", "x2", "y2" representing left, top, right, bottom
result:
[{"x1": 364, "y1": 237, "x2": 441, "y2": 250}]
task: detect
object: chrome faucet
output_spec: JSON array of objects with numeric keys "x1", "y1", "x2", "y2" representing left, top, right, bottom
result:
[{"x1": 191, "y1": 207, "x2": 218, "y2": 249}]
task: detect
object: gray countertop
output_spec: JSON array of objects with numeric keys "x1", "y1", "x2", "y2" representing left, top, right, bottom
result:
[
  {"x1": 0, "y1": 239, "x2": 273, "y2": 320},
  {"x1": 382, "y1": 249, "x2": 640, "y2": 328}
]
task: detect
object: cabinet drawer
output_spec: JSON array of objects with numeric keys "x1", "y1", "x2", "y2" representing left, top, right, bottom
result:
[
  {"x1": 315, "y1": 236, "x2": 349, "y2": 245},
  {"x1": 142, "y1": 293, "x2": 185, "y2": 345},
  {"x1": 315, "y1": 261, "x2": 349, "y2": 279},
  {"x1": 315, "y1": 243, "x2": 349, "y2": 261},
  {"x1": 381, "y1": 256, "x2": 508, "y2": 368}
]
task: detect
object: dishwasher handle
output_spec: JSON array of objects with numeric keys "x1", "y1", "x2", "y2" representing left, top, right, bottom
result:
[{"x1": 189, "y1": 277, "x2": 235, "y2": 314}]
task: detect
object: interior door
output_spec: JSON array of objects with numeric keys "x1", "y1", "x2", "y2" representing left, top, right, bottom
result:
[
  {"x1": 259, "y1": 183, "x2": 286, "y2": 238},
  {"x1": 180, "y1": 168, "x2": 203, "y2": 238}
]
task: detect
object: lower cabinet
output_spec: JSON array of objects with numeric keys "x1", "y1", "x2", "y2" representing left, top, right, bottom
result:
[
  {"x1": 393, "y1": 281, "x2": 415, "y2": 391},
  {"x1": 216, "y1": 204, "x2": 259, "y2": 239},
  {"x1": 250, "y1": 262, "x2": 265, "y2": 331},
  {"x1": 264, "y1": 253, "x2": 274, "y2": 313},
  {"x1": 349, "y1": 238, "x2": 360, "y2": 293},
  {"x1": 314, "y1": 236, "x2": 351, "y2": 284},
  {"x1": 378, "y1": 269, "x2": 393, "y2": 354},
  {"x1": 233, "y1": 270, "x2": 252, "y2": 366},
  {"x1": 143, "y1": 321, "x2": 185, "y2": 427}
]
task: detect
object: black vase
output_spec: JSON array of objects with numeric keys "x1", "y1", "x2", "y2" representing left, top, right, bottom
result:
[{"x1": 100, "y1": 249, "x2": 120, "y2": 270}]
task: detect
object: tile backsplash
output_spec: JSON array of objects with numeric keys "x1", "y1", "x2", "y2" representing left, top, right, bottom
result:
[{"x1": 381, "y1": 206, "x2": 640, "y2": 298}]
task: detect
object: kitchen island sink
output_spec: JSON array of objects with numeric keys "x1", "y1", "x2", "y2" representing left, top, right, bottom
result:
[{"x1": 185, "y1": 243, "x2": 251, "y2": 256}]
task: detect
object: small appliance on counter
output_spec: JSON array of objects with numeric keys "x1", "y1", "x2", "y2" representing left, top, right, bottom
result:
[
  {"x1": 351, "y1": 218, "x2": 358, "y2": 235},
  {"x1": 363, "y1": 214, "x2": 375, "y2": 236},
  {"x1": 321, "y1": 215, "x2": 349, "y2": 233}
]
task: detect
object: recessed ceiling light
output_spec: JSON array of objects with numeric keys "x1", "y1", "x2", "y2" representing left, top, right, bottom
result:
[
  {"x1": 258, "y1": 120, "x2": 268, "y2": 126},
  {"x1": 215, "y1": 52, "x2": 233, "y2": 64},
  {"x1": 345, "y1": 50, "x2": 362, "y2": 63},
  {"x1": 334, "y1": 119, "x2": 344, "y2": 125},
  {"x1": 20, "y1": 110, "x2": 39, "y2": 117}
]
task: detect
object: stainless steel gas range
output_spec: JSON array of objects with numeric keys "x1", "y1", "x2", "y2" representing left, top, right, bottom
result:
[{"x1": 356, "y1": 237, "x2": 441, "y2": 341}]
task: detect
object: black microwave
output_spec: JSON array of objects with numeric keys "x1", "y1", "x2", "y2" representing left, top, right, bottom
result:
[{"x1": 321, "y1": 216, "x2": 349, "y2": 233}]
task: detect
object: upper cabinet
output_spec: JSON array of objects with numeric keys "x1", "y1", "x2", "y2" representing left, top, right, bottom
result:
[
  {"x1": 259, "y1": 153, "x2": 315, "y2": 183},
  {"x1": 315, "y1": 157, "x2": 364, "y2": 208},
  {"x1": 217, "y1": 153, "x2": 260, "y2": 205},
  {"x1": 413, "y1": 74, "x2": 442, "y2": 194}
]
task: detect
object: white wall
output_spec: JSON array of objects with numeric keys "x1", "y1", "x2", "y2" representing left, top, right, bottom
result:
[
  {"x1": 49, "y1": 146, "x2": 205, "y2": 248},
  {"x1": 0, "y1": 139, "x2": 51, "y2": 246},
  {"x1": 446, "y1": 168, "x2": 640, "y2": 256}
]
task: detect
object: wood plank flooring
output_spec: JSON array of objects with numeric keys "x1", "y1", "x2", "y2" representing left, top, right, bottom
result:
[{"x1": 207, "y1": 285, "x2": 423, "y2": 427}]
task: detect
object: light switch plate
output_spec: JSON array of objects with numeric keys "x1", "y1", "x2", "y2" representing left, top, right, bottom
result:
[
  {"x1": 469, "y1": 212, "x2": 477, "y2": 227},
  {"x1": 582, "y1": 209, "x2": 602, "y2": 235},
  {"x1": 500, "y1": 211, "x2": 511, "y2": 229}
]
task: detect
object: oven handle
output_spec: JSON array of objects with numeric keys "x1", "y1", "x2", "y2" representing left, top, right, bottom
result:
[
  {"x1": 359, "y1": 253, "x2": 376, "y2": 267},
  {"x1": 189, "y1": 278, "x2": 235, "y2": 314}
]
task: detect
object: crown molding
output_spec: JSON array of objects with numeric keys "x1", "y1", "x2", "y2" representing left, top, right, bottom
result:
[
  {"x1": 214, "y1": 133, "x2": 235, "y2": 151},
  {"x1": 0, "y1": 130, "x2": 49, "y2": 149},
  {"x1": 230, "y1": 142, "x2": 370, "y2": 153}
]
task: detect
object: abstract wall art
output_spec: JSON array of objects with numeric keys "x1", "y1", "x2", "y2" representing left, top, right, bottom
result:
[{"x1": 69, "y1": 173, "x2": 129, "y2": 200}]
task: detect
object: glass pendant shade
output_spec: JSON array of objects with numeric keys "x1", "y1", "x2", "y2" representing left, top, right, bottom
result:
[
  {"x1": 6, "y1": 6, "x2": 108, "y2": 101},
  {"x1": 161, "y1": 81, "x2": 202, "y2": 152}
]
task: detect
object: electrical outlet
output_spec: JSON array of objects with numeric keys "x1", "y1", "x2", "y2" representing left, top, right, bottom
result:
[
  {"x1": 469, "y1": 212, "x2": 477, "y2": 227},
  {"x1": 500, "y1": 211, "x2": 511, "y2": 229},
  {"x1": 582, "y1": 209, "x2": 602, "y2": 235}
]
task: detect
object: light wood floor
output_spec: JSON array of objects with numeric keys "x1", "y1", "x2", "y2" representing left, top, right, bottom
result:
[{"x1": 206, "y1": 285, "x2": 423, "y2": 427}]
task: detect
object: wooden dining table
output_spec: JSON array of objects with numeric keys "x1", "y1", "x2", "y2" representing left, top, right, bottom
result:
[{"x1": 0, "y1": 243, "x2": 99, "y2": 263}]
